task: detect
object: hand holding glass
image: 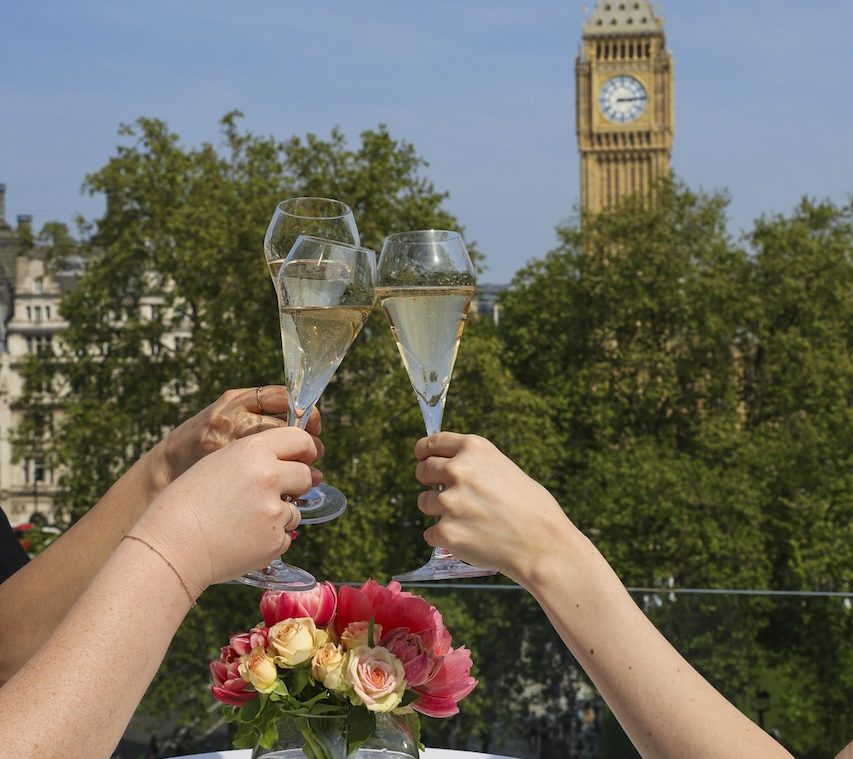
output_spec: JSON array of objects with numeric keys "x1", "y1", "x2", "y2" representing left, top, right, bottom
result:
[
  {"x1": 377, "y1": 230, "x2": 498, "y2": 581},
  {"x1": 263, "y1": 197, "x2": 360, "y2": 524},
  {"x1": 238, "y1": 235, "x2": 376, "y2": 590}
]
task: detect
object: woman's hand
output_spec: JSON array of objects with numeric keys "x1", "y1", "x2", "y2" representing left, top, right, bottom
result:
[
  {"x1": 152, "y1": 386, "x2": 323, "y2": 491},
  {"x1": 131, "y1": 426, "x2": 321, "y2": 597},
  {"x1": 414, "y1": 432, "x2": 574, "y2": 585}
]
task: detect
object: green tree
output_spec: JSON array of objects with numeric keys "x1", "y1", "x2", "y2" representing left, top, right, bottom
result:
[
  {"x1": 498, "y1": 184, "x2": 852, "y2": 758},
  {"x1": 16, "y1": 114, "x2": 555, "y2": 747},
  {"x1": 739, "y1": 199, "x2": 853, "y2": 758}
]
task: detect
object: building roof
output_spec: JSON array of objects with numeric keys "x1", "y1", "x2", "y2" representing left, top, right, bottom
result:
[{"x1": 583, "y1": 1, "x2": 663, "y2": 36}]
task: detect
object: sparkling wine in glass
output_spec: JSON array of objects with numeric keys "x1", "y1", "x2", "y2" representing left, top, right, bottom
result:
[
  {"x1": 377, "y1": 230, "x2": 498, "y2": 581},
  {"x1": 238, "y1": 235, "x2": 376, "y2": 591},
  {"x1": 263, "y1": 197, "x2": 360, "y2": 525}
]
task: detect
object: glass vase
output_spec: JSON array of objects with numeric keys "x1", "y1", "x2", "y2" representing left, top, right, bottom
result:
[{"x1": 251, "y1": 711, "x2": 418, "y2": 759}]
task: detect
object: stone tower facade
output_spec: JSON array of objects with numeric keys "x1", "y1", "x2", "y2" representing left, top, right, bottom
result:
[{"x1": 575, "y1": 1, "x2": 674, "y2": 213}]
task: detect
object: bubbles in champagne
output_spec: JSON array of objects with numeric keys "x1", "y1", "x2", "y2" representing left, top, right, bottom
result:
[
  {"x1": 376, "y1": 285, "x2": 474, "y2": 407},
  {"x1": 280, "y1": 305, "x2": 371, "y2": 415}
]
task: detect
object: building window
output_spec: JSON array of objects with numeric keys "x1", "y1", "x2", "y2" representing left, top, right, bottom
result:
[
  {"x1": 34, "y1": 306, "x2": 42, "y2": 323},
  {"x1": 34, "y1": 279, "x2": 44, "y2": 294},
  {"x1": 26, "y1": 306, "x2": 32, "y2": 320},
  {"x1": 45, "y1": 306, "x2": 51, "y2": 320},
  {"x1": 27, "y1": 335, "x2": 53, "y2": 354},
  {"x1": 23, "y1": 458, "x2": 49, "y2": 485}
]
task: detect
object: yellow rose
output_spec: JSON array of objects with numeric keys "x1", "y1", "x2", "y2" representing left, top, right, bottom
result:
[
  {"x1": 268, "y1": 618, "x2": 329, "y2": 667},
  {"x1": 238, "y1": 647, "x2": 278, "y2": 694},
  {"x1": 312, "y1": 642, "x2": 348, "y2": 690}
]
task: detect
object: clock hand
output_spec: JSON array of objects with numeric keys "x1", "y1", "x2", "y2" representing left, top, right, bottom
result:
[{"x1": 615, "y1": 96, "x2": 646, "y2": 102}]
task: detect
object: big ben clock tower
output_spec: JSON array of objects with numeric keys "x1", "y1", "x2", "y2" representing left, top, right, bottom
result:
[{"x1": 576, "y1": 2, "x2": 674, "y2": 213}]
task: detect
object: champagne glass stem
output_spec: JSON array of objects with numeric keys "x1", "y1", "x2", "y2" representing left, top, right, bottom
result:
[
  {"x1": 418, "y1": 398, "x2": 453, "y2": 561},
  {"x1": 418, "y1": 397, "x2": 444, "y2": 438},
  {"x1": 289, "y1": 402, "x2": 315, "y2": 431}
]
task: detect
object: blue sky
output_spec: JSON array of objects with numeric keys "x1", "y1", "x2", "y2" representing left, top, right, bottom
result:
[{"x1": 2, "y1": 1, "x2": 851, "y2": 284}]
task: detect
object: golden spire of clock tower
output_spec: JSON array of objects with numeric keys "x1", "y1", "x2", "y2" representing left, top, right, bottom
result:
[
  {"x1": 576, "y1": 1, "x2": 674, "y2": 213},
  {"x1": 584, "y1": 1, "x2": 662, "y2": 35}
]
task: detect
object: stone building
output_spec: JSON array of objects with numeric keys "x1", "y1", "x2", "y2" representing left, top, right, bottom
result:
[
  {"x1": 575, "y1": 1, "x2": 674, "y2": 213},
  {"x1": 0, "y1": 184, "x2": 82, "y2": 525}
]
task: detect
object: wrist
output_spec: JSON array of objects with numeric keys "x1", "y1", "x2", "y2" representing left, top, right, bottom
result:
[
  {"x1": 510, "y1": 515, "x2": 594, "y2": 592},
  {"x1": 129, "y1": 512, "x2": 210, "y2": 601},
  {"x1": 141, "y1": 439, "x2": 176, "y2": 499},
  {"x1": 122, "y1": 534, "x2": 198, "y2": 608}
]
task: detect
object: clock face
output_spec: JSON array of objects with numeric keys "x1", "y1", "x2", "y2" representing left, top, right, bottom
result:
[{"x1": 599, "y1": 76, "x2": 648, "y2": 123}]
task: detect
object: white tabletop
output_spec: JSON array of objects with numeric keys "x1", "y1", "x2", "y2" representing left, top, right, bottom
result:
[{"x1": 174, "y1": 750, "x2": 515, "y2": 759}]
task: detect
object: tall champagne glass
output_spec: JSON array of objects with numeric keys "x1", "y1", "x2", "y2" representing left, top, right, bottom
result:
[
  {"x1": 264, "y1": 197, "x2": 360, "y2": 524},
  {"x1": 239, "y1": 235, "x2": 376, "y2": 591},
  {"x1": 377, "y1": 230, "x2": 497, "y2": 581}
]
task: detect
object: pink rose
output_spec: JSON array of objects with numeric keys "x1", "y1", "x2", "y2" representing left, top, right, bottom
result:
[
  {"x1": 261, "y1": 581, "x2": 337, "y2": 628},
  {"x1": 339, "y1": 620, "x2": 383, "y2": 651},
  {"x1": 344, "y1": 645, "x2": 406, "y2": 713},
  {"x1": 411, "y1": 646, "x2": 477, "y2": 718},
  {"x1": 210, "y1": 644, "x2": 256, "y2": 706}
]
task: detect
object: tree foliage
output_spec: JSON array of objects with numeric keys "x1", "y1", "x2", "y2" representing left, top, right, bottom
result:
[
  {"x1": 17, "y1": 121, "x2": 851, "y2": 758},
  {"x1": 500, "y1": 184, "x2": 852, "y2": 758}
]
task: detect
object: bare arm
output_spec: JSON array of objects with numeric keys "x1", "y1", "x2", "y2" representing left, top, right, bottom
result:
[
  {"x1": 0, "y1": 425, "x2": 317, "y2": 759},
  {"x1": 0, "y1": 386, "x2": 321, "y2": 684},
  {"x1": 414, "y1": 432, "x2": 796, "y2": 759}
]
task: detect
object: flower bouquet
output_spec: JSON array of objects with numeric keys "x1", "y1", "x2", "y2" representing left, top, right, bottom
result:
[{"x1": 210, "y1": 579, "x2": 477, "y2": 759}]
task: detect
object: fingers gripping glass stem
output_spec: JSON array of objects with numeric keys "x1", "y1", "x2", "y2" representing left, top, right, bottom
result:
[{"x1": 373, "y1": 232, "x2": 499, "y2": 584}]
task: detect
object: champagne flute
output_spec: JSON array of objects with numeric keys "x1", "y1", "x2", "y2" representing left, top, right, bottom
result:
[
  {"x1": 377, "y1": 230, "x2": 498, "y2": 581},
  {"x1": 239, "y1": 235, "x2": 376, "y2": 591},
  {"x1": 264, "y1": 197, "x2": 360, "y2": 524}
]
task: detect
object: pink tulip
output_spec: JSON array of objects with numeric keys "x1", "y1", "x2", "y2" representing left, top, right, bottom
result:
[
  {"x1": 382, "y1": 628, "x2": 441, "y2": 688},
  {"x1": 261, "y1": 581, "x2": 337, "y2": 629},
  {"x1": 411, "y1": 647, "x2": 477, "y2": 718},
  {"x1": 210, "y1": 645, "x2": 257, "y2": 706},
  {"x1": 229, "y1": 626, "x2": 268, "y2": 656},
  {"x1": 334, "y1": 585, "x2": 374, "y2": 638},
  {"x1": 361, "y1": 580, "x2": 451, "y2": 658}
]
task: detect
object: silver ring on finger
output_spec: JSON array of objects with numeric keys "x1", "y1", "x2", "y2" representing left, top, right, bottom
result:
[{"x1": 256, "y1": 386, "x2": 266, "y2": 415}]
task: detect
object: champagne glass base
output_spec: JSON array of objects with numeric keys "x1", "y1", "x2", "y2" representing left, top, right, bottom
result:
[
  {"x1": 295, "y1": 483, "x2": 348, "y2": 525},
  {"x1": 235, "y1": 560, "x2": 316, "y2": 591},
  {"x1": 392, "y1": 553, "x2": 498, "y2": 582}
]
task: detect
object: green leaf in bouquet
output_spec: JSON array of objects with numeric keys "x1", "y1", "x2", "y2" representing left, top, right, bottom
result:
[
  {"x1": 300, "y1": 689, "x2": 336, "y2": 710},
  {"x1": 272, "y1": 679, "x2": 289, "y2": 698},
  {"x1": 232, "y1": 720, "x2": 259, "y2": 750},
  {"x1": 289, "y1": 664, "x2": 311, "y2": 695},
  {"x1": 259, "y1": 712, "x2": 280, "y2": 750},
  {"x1": 399, "y1": 689, "x2": 418, "y2": 707},
  {"x1": 308, "y1": 702, "x2": 348, "y2": 716},
  {"x1": 239, "y1": 695, "x2": 263, "y2": 722},
  {"x1": 403, "y1": 712, "x2": 423, "y2": 751},
  {"x1": 346, "y1": 706, "x2": 376, "y2": 756},
  {"x1": 367, "y1": 617, "x2": 375, "y2": 648}
]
